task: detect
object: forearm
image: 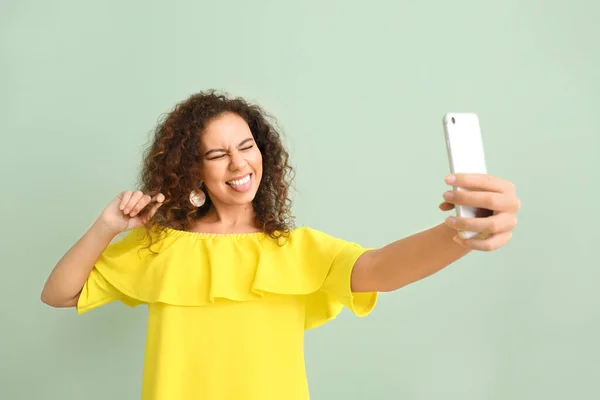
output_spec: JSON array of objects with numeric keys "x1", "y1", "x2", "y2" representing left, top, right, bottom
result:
[
  {"x1": 41, "y1": 220, "x2": 117, "y2": 307},
  {"x1": 354, "y1": 223, "x2": 471, "y2": 292}
]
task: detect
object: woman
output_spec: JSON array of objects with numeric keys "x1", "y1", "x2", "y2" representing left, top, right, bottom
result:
[{"x1": 41, "y1": 90, "x2": 520, "y2": 400}]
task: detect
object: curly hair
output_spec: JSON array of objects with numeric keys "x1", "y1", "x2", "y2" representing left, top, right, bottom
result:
[{"x1": 136, "y1": 89, "x2": 295, "y2": 247}]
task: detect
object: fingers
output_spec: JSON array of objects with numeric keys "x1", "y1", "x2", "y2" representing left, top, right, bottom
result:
[
  {"x1": 446, "y1": 173, "x2": 516, "y2": 194},
  {"x1": 445, "y1": 212, "x2": 518, "y2": 235},
  {"x1": 119, "y1": 190, "x2": 134, "y2": 211},
  {"x1": 443, "y1": 189, "x2": 520, "y2": 212},
  {"x1": 119, "y1": 191, "x2": 165, "y2": 218},
  {"x1": 453, "y1": 230, "x2": 513, "y2": 251},
  {"x1": 442, "y1": 174, "x2": 519, "y2": 252},
  {"x1": 120, "y1": 191, "x2": 146, "y2": 215}
]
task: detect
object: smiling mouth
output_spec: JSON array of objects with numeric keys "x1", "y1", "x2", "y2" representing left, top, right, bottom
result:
[
  {"x1": 226, "y1": 173, "x2": 251, "y2": 186},
  {"x1": 225, "y1": 173, "x2": 253, "y2": 192}
]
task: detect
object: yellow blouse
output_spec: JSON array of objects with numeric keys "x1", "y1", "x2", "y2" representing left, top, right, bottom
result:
[{"x1": 77, "y1": 225, "x2": 378, "y2": 400}]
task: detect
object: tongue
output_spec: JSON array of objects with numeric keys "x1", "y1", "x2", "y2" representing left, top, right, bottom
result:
[{"x1": 229, "y1": 177, "x2": 252, "y2": 193}]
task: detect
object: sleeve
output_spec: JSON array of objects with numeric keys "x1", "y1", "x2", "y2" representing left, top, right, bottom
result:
[
  {"x1": 303, "y1": 228, "x2": 378, "y2": 330},
  {"x1": 76, "y1": 231, "x2": 147, "y2": 314}
]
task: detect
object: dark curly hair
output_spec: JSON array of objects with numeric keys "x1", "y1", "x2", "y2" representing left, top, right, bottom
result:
[{"x1": 136, "y1": 89, "x2": 295, "y2": 246}]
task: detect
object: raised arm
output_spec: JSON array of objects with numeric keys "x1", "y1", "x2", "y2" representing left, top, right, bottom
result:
[{"x1": 41, "y1": 190, "x2": 164, "y2": 307}]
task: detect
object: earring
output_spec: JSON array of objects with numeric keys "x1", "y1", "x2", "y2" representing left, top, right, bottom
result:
[{"x1": 189, "y1": 182, "x2": 206, "y2": 207}]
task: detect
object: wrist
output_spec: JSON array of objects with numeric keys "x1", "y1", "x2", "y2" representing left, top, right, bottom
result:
[{"x1": 90, "y1": 219, "x2": 119, "y2": 242}]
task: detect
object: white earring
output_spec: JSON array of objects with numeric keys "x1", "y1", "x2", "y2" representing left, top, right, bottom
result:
[{"x1": 189, "y1": 183, "x2": 206, "y2": 207}]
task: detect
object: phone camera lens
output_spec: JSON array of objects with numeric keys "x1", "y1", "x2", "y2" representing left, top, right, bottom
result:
[{"x1": 451, "y1": 117, "x2": 455, "y2": 124}]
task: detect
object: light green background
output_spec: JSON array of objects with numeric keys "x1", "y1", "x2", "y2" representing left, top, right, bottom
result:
[{"x1": 2, "y1": 1, "x2": 598, "y2": 399}]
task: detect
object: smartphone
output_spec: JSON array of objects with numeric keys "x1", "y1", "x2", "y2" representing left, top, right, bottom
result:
[{"x1": 442, "y1": 112, "x2": 492, "y2": 239}]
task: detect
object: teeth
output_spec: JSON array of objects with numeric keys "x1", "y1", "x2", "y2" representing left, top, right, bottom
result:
[{"x1": 228, "y1": 174, "x2": 250, "y2": 186}]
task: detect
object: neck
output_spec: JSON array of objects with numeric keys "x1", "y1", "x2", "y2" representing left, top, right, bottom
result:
[{"x1": 199, "y1": 203, "x2": 259, "y2": 232}]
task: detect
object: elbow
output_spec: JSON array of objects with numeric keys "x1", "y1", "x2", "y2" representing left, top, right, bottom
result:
[
  {"x1": 40, "y1": 289, "x2": 60, "y2": 307},
  {"x1": 40, "y1": 285, "x2": 51, "y2": 305},
  {"x1": 40, "y1": 287, "x2": 78, "y2": 308}
]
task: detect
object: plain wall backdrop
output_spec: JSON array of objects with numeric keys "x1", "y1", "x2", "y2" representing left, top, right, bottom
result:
[{"x1": 1, "y1": 0, "x2": 599, "y2": 399}]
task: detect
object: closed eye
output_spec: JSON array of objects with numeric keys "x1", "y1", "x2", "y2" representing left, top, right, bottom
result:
[
  {"x1": 206, "y1": 146, "x2": 253, "y2": 161},
  {"x1": 207, "y1": 154, "x2": 226, "y2": 160},
  {"x1": 205, "y1": 139, "x2": 255, "y2": 160}
]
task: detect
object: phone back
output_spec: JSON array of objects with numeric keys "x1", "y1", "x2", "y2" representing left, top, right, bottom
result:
[
  {"x1": 443, "y1": 113, "x2": 487, "y2": 175},
  {"x1": 442, "y1": 113, "x2": 489, "y2": 238}
]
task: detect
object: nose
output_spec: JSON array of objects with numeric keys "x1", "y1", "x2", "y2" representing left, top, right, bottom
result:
[{"x1": 229, "y1": 152, "x2": 248, "y2": 171}]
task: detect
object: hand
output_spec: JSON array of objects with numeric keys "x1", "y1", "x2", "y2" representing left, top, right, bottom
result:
[
  {"x1": 439, "y1": 173, "x2": 521, "y2": 251},
  {"x1": 97, "y1": 190, "x2": 165, "y2": 234}
]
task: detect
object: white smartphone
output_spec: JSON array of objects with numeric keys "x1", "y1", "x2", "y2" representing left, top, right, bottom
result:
[{"x1": 442, "y1": 112, "x2": 492, "y2": 239}]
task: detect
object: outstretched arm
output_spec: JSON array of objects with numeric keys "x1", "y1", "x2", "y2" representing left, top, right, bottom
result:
[{"x1": 351, "y1": 173, "x2": 521, "y2": 292}]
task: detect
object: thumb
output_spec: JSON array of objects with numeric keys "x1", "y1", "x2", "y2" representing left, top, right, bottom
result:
[
  {"x1": 439, "y1": 201, "x2": 455, "y2": 211},
  {"x1": 145, "y1": 193, "x2": 165, "y2": 219}
]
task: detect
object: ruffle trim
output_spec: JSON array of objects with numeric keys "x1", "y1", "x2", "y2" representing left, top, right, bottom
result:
[{"x1": 80, "y1": 225, "x2": 378, "y2": 329}]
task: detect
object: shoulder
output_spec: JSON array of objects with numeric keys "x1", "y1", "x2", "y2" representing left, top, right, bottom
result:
[
  {"x1": 287, "y1": 226, "x2": 337, "y2": 243},
  {"x1": 284, "y1": 226, "x2": 362, "y2": 254}
]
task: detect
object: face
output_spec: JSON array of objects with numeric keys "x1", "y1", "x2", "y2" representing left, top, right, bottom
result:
[{"x1": 199, "y1": 112, "x2": 263, "y2": 208}]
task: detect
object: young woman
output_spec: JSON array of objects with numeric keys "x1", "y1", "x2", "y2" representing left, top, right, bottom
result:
[{"x1": 41, "y1": 90, "x2": 520, "y2": 400}]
